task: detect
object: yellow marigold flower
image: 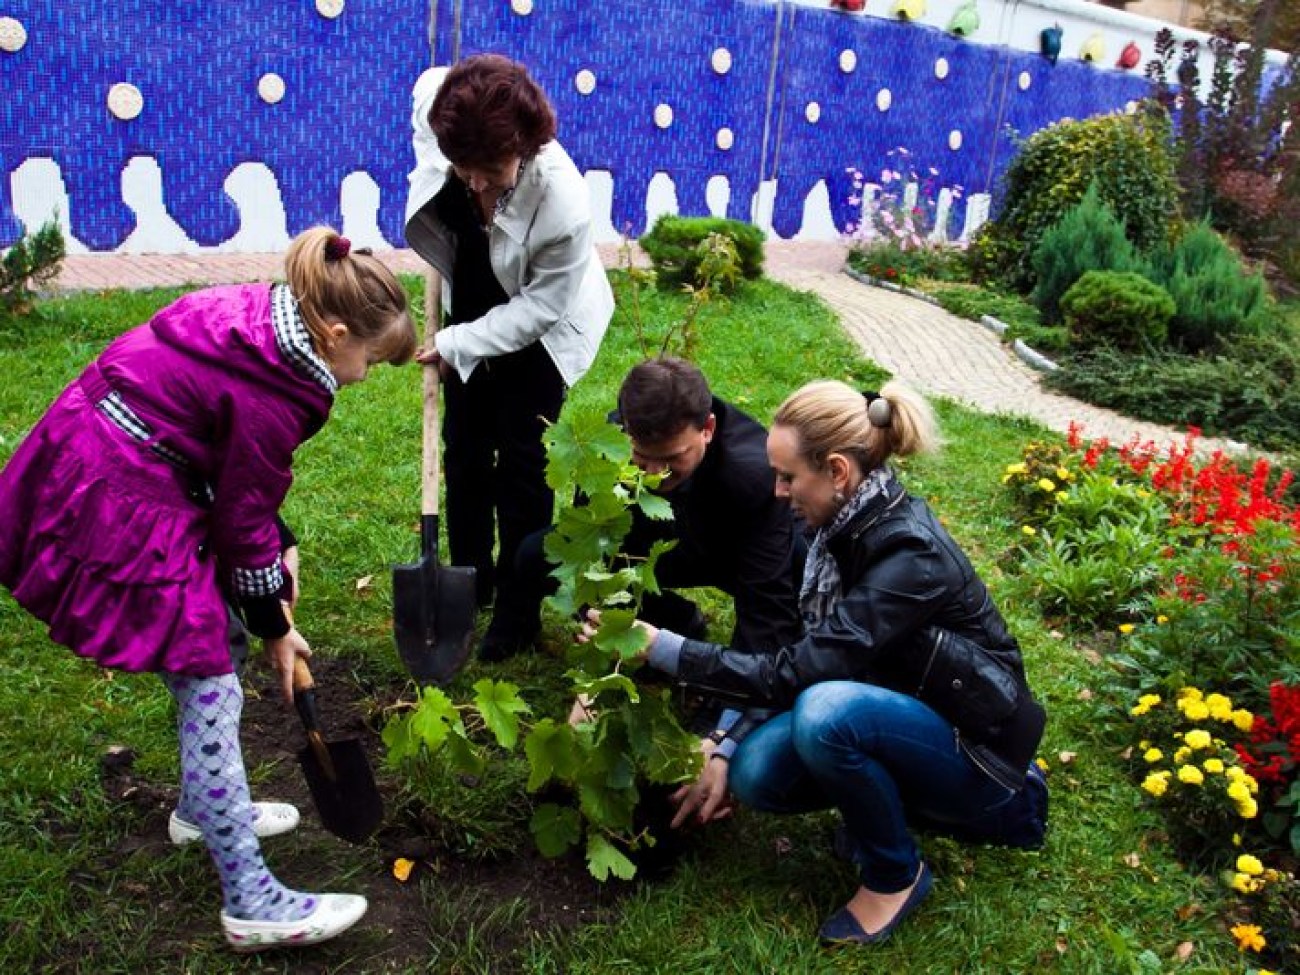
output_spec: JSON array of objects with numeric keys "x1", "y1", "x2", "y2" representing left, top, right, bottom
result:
[
  {"x1": 1232, "y1": 709, "x2": 1255, "y2": 732},
  {"x1": 1181, "y1": 700, "x2": 1210, "y2": 721},
  {"x1": 1156, "y1": 614, "x2": 1168, "y2": 624},
  {"x1": 1236, "y1": 854, "x2": 1264, "y2": 876},
  {"x1": 1203, "y1": 758, "x2": 1225, "y2": 774},
  {"x1": 1228, "y1": 780, "x2": 1252, "y2": 802},
  {"x1": 1118, "y1": 623, "x2": 1135, "y2": 635},
  {"x1": 1141, "y1": 772, "x2": 1170, "y2": 797},
  {"x1": 1005, "y1": 462, "x2": 1027, "y2": 475},
  {"x1": 1233, "y1": 833, "x2": 1242, "y2": 846},
  {"x1": 1174, "y1": 746, "x2": 1191, "y2": 763},
  {"x1": 1056, "y1": 491, "x2": 1069, "y2": 503},
  {"x1": 1237, "y1": 797, "x2": 1259, "y2": 819},
  {"x1": 1184, "y1": 729, "x2": 1212, "y2": 750},
  {"x1": 1177, "y1": 765, "x2": 1204, "y2": 785},
  {"x1": 1138, "y1": 694, "x2": 1160, "y2": 708},
  {"x1": 1143, "y1": 747, "x2": 1163, "y2": 763},
  {"x1": 1021, "y1": 524, "x2": 1037, "y2": 536},
  {"x1": 1178, "y1": 687, "x2": 1204, "y2": 702},
  {"x1": 1037, "y1": 478, "x2": 1056, "y2": 492},
  {"x1": 1230, "y1": 872, "x2": 1260, "y2": 894},
  {"x1": 1230, "y1": 923, "x2": 1266, "y2": 953},
  {"x1": 1206, "y1": 694, "x2": 1234, "y2": 721},
  {"x1": 1055, "y1": 466, "x2": 1071, "y2": 481}
]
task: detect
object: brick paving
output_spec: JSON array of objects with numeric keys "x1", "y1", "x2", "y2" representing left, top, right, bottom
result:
[{"x1": 53, "y1": 240, "x2": 1244, "y2": 456}]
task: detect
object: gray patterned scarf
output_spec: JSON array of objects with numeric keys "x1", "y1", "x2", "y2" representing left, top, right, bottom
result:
[{"x1": 798, "y1": 466, "x2": 893, "y2": 628}]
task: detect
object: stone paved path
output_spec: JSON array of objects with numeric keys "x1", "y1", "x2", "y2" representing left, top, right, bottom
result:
[{"x1": 52, "y1": 240, "x2": 1244, "y2": 456}]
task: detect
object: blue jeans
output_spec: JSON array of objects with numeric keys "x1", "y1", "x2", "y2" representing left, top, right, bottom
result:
[{"x1": 728, "y1": 681, "x2": 1016, "y2": 893}]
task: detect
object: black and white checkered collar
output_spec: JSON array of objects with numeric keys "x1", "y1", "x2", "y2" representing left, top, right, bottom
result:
[{"x1": 271, "y1": 283, "x2": 338, "y2": 395}]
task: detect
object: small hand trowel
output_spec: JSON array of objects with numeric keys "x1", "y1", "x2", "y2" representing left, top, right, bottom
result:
[{"x1": 292, "y1": 656, "x2": 383, "y2": 844}]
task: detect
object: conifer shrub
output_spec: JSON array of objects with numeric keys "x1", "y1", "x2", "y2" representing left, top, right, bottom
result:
[
  {"x1": 1147, "y1": 222, "x2": 1272, "y2": 353},
  {"x1": 639, "y1": 215, "x2": 764, "y2": 292},
  {"x1": 1060, "y1": 270, "x2": 1174, "y2": 351},
  {"x1": 1031, "y1": 184, "x2": 1142, "y2": 325},
  {"x1": 0, "y1": 219, "x2": 66, "y2": 315}
]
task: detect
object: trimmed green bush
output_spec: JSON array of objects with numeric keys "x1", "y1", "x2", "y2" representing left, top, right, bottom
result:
[
  {"x1": 1046, "y1": 331, "x2": 1300, "y2": 451},
  {"x1": 980, "y1": 107, "x2": 1180, "y2": 291},
  {"x1": 639, "y1": 215, "x2": 764, "y2": 292},
  {"x1": 1031, "y1": 184, "x2": 1142, "y2": 324},
  {"x1": 1060, "y1": 270, "x2": 1174, "y2": 351},
  {"x1": 1147, "y1": 222, "x2": 1272, "y2": 353}
]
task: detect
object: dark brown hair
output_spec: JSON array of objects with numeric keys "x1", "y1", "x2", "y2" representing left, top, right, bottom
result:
[
  {"x1": 429, "y1": 54, "x2": 557, "y2": 168},
  {"x1": 617, "y1": 357, "x2": 713, "y2": 444},
  {"x1": 284, "y1": 227, "x2": 417, "y2": 366}
]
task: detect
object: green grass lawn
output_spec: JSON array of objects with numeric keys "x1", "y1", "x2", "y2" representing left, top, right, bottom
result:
[{"x1": 0, "y1": 275, "x2": 1250, "y2": 973}]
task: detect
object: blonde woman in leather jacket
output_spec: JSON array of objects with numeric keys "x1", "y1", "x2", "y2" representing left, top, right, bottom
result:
[{"x1": 627, "y1": 379, "x2": 1048, "y2": 946}]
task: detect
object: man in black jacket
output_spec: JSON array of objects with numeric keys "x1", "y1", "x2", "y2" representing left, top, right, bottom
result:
[{"x1": 485, "y1": 357, "x2": 804, "y2": 665}]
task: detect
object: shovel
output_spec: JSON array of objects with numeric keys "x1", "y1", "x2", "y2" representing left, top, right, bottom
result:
[
  {"x1": 392, "y1": 268, "x2": 477, "y2": 685},
  {"x1": 292, "y1": 655, "x2": 384, "y2": 844}
]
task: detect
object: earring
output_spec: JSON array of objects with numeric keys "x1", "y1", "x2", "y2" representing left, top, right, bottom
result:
[{"x1": 833, "y1": 490, "x2": 845, "y2": 506}]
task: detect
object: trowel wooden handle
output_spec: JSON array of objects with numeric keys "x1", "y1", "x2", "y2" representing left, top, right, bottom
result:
[{"x1": 292, "y1": 655, "x2": 316, "y2": 693}]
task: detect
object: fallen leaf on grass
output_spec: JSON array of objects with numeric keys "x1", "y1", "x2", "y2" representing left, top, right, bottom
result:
[
  {"x1": 1173, "y1": 941, "x2": 1194, "y2": 962},
  {"x1": 355, "y1": 575, "x2": 374, "y2": 592},
  {"x1": 1077, "y1": 687, "x2": 1093, "y2": 701},
  {"x1": 1123, "y1": 852, "x2": 1141, "y2": 868},
  {"x1": 1058, "y1": 751, "x2": 1077, "y2": 764},
  {"x1": 1176, "y1": 903, "x2": 1202, "y2": 921}
]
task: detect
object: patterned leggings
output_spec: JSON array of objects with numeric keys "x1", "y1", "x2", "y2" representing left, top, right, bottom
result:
[{"x1": 163, "y1": 672, "x2": 315, "y2": 921}]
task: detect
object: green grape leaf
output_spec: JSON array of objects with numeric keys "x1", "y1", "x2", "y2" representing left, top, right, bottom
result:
[
  {"x1": 444, "y1": 727, "x2": 486, "y2": 777},
  {"x1": 543, "y1": 412, "x2": 630, "y2": 495},
  {"x1": 586, "y1": 832, "x2": 637, "y2": 882},
  {"x1": 569, "y1": 670, "x2": 640, "y2": 703},
  {"x1": 595, "y1": 607, "x2": 651, "y2": 659},
  {"x1": 637, "y1": 538, "x2": 677, "y2": 597},
  {"x1": 577, "y1": 780, "x2": 637, "y2": 831},
  {"x1": 634, "y1": 490, "x2": 673, "y2": 521},
  {"x1": 530, "y1": 803, "x2": 582, "y2": 858},
  {"x1": 379, "y1": 712, "x2": 418, "y2": 765},
  {"x1": 472, "y1": 678, "x2": 531, "y2": 750},
  {"x1": 523, "y1": 718, "x2": 581, "y2": 791}
]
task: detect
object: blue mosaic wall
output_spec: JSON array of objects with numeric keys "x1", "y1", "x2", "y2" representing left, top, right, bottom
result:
[{"x1": 0, "y1": 0, "x2": 1157, "y2": 249}]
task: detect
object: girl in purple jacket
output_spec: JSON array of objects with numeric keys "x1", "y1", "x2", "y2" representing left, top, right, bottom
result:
[{"x1": 0, "y1": 227, "x2": 415, "y2": 951}]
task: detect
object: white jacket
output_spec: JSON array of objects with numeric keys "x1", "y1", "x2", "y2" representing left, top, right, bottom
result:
[{"x1": 403, "y1": 67, "x2": 614, "y2": 387}]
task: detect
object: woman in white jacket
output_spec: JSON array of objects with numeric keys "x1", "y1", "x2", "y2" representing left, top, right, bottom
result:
[{"x1": 404, "y1": 54, "x2": 613, "y2": 661}]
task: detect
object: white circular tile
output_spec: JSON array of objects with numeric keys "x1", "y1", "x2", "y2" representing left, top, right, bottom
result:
[
  {"x1": 575, "y1": 69, "x2": 596, "y2": 95},
  {"x1": 839, "y1": 49, "x2": 857, "y2": 73},
  {"x1": 315, "y1": 0, "x2": 345, "y2": 18},
  {"x1": 876, "y1": 88, "x2": 892, "y2": 112},
  {"x1": 654, "y1": 103, "x2": 674, "y2": 129},
  {"x1": 107, "y1": 82, "x2": 144, "y2": 121},
  {"x1": 258, "y1": 73, "x2": 286, "y2": 104},
  {"x1": 805, "y1": 101, "x2": 821, "y2": 124},
  {"x1": 511, "y1": 0, "x2": 534, "y2": 14},
  {"x1": 934, "y1": 57, "x2": 949, "y2": 80},
  {"x1": 1018, "y1": 71, "x2": 1032, "y2": 91},
  {"x1": 716, "y1": 127, "x2": 734, "y2": 151},
  {"x1": 0, "y1": 16, "x2": 27, "y2": 53},
  {"x1": 948, "y1": 129, "x2": 963, "y2": 151},
  {"x1": 711, "y1": 47, "x2": 732, "y2": 75}
]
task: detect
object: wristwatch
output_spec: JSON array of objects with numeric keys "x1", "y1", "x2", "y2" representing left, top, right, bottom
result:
[{"x1": 707, "y1": 729, "x2": 728, "y2": 745}]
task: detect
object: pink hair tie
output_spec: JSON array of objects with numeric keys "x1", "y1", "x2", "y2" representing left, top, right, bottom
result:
[{"x1": 324, "y1": 235, "x2": 352, "y2": 261}]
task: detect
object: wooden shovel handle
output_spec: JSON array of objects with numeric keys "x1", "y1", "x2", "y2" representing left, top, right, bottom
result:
[{"x1": 422, "y1": 267, "x2": 443, "y2": 519}]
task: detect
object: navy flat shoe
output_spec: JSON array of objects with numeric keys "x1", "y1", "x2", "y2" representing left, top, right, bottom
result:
[{"x1": 819, "y1": 863, "x2": 934, "y2": 946}]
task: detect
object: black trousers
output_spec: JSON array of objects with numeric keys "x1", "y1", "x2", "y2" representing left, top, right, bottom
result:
[{"x1": 442, "y1": 341, "x2": 566, "y2": 618}]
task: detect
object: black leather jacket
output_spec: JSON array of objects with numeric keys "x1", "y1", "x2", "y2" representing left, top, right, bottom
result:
[{"x1": 667, "y1": 473, "x2": 1046, "y2": 791}]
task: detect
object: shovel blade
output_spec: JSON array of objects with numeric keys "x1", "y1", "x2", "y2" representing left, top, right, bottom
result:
[
  {"x1": 392, "y1": 557, "x2": 477, "y2": 685},
  {"x1": 297, "y1": 737, "x2": 384, "y2": 845}
]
